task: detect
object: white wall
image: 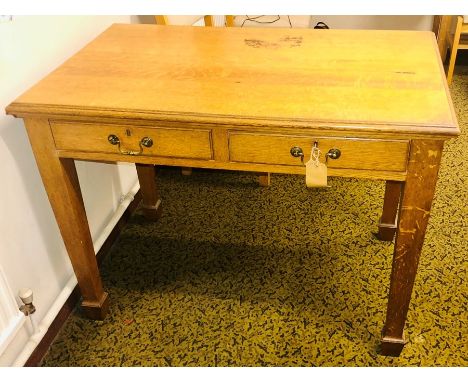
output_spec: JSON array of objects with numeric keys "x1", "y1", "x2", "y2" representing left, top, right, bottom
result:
[
  {"x1": 308, "y1": 15, "x2": 433, "y2": 30},
  {"x1": 142, "y1": 15, "x2": 434, "y2": 31},
  {"x1": 232, "y1": 15, "x2": 433, "y2": 30},
  {"x1": 0, "y1": 16, "x2": 139, "y2": 366}
]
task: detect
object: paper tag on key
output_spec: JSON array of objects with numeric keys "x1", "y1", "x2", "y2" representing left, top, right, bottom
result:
[{"x1": 305, "y1": 144, "x2": 328, "y2": 187}]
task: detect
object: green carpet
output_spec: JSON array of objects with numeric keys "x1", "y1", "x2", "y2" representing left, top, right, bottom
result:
[{"x1": 41, "y1": 67, "x2": 467, "y2": 366}]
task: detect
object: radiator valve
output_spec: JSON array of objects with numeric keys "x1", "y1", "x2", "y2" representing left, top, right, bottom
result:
[{"x1": 19, "y1": 288, "x2": 36, "y2": 316}]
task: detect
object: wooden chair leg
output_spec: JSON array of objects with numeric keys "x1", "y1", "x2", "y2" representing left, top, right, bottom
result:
[
  {"x1": 226, "y1": 15, "x2": 235, "y2": 27},
  {"x1": 258, "y1": 172, "x2": 271, "y2": 187},
  {"x1": 433, "y1": 15, "x2": 452, "y2": 63},
  {"x1": 447, "y1": 16, "x2": 463, "y2": 85},
  {"x1": 204, "y1": 16, "x2": 214, "y2": 27},
  {"x1": 155, "y1": 16, "x2": 168, "y2": 25},
  {"x1": 376, "y1": 180, "x2": 402, "y2": 241}
]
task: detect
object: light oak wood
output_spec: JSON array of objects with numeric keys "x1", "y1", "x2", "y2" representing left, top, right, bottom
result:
[
  {"x1": 451, "y1": 33, "x2": 468, "y2": 49},
  {"x1": 51, "y1": 121, "x2": 213, "y2": 160},
  {"x1": 226, "y1": 16, "x2": 235, "y2": 27},
  {"x1": 192, "y1": 16, "x2": 256, "y2": 182},
  {"x1": 204, "y1": 15, "x2": 236, "y2": 28},
  {"x1": 23, "y1": 118, "x2": 109, "y2": 319},
  {"x1": 7, "y1": 25, "x2": 458, "y2": 135},
  {"x1": 381, "y1": 140, "x2": 444, "y2": 356},
  {"x1": 154, "y1": 16, "x2": 168, "y2": 26},
  {"x1": 229, "y1": 132, "x2": 409, "y2": 172},
  {"x1": 54, "y1": 150, "x2": 410, "y2": 181},
  {"x1": 433, "y1": 15, "x2": 452, "y2": 62},
  {"x1": 211, "y1": 126, "x2": 229, "y2": 162},
  {"x1": 6, "y1": 25, "x2": 459, "y2": 355},
  {"x1": 207, "y1": 16, "x2": 258, "y2": 190},
  {"x1": 203, "y1": 16, "x2": 214, "y2": 27},
  {"x1": 8, "y1": 113, "x2": 458, "y2": 140}
]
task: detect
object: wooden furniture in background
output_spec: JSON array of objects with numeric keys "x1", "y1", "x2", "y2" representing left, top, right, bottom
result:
[
  {"x1": 154, "y1": 15, "x2": 168, "y2": 26},
  {"x1": 6, "y1": 24, "x2": 459, "y2": 357},
  {"x1": 204, "y1": 15, "x2": 235, "y2": 27},
  {"x1": 155, "y1": 15, "x2": 235, "y2": 27},
  {"x1": 447, "y1": 16, "x2": 468, "y2": 84},
  {"x1": 433, "y1": 15, "x2": 452, "y2": 62}
]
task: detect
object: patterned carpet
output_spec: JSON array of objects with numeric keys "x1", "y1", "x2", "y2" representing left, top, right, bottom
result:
[{"x1": 41, "y1": 67, "x2": 467, "y2": 366}]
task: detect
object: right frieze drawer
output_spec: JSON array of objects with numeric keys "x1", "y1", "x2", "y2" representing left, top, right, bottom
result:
[{"x1": 228, "y1": 132, "x2": 409, "y2": 172}]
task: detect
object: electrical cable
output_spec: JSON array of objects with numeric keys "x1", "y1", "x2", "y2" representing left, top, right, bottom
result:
[{"x1": 241, "y1": 15, "x2": 293, "y2": 28}]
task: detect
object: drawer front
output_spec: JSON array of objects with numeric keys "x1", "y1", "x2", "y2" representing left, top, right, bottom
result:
[
  {"x1": 229, "y1": 132, "x2": 409, "y2": 172},
  {"x1": 51, "y1": 121, "x2": 213, "y2": 160}
]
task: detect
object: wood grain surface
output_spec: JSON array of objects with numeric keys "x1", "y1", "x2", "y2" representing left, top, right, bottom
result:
[
  {"x1": 228, "y1": 132, "x2": 409, "y2": 171},
  {"x1": 7, "y1": 24, "x2": 458, "y2": 137},
  {"x1": 51, "y1": 120, "x2": 213, "y2": 159}
]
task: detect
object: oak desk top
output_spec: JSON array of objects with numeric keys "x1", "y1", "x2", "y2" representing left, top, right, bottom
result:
[{"x1": 7, "y1": 24, "x2": 458, "y2": 138}]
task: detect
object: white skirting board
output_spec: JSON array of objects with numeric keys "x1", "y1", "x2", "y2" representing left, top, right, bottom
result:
[{"x1": 0, "y1": 180, "x2": 140, "y2": 366}]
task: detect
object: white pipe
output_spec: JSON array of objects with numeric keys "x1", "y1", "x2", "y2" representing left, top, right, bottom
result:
[
  {"x1": 12, "y1": 180, "x2": 140, "y2": 366},
  {"x1": 27, "y1": 315, "x2": 37, "y2": 335}
]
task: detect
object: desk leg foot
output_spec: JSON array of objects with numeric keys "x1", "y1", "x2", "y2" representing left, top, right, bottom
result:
[
  {"x1": 375, "y1": 180, "x2": 402, "y2": 242},
  {"x1": 140, "y1": 200, "x2": 162, "y2": 221},
  {"x1": 375, "y1": 223, "x2": 397, "y2": 241},
  {"x1": 380, "y1": 336, "x2": 405, "y2": 356},
  {"x1": 381, "y1": 140, "x2": 443, "y2": 356},
  {"x1": 82, "y1": 292, "x2": 110, "y2": 320},
  {"x1": 136, "y1": 164, "x2": 162, "y2": 221}
]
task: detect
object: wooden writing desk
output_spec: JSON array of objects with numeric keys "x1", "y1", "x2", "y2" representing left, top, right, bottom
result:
[{"x1": 6, "y1": 24, "x2": 459, "y2": 356}]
